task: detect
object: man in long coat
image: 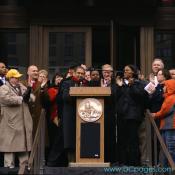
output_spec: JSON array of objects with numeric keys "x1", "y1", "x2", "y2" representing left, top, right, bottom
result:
[
  {"x1": 22, "y1": 65, "x2": 42, "y2": 138},
  {"x1": 0, "y1": 69, "x2": 33, "y2": 168},
  {"x1": 61, "y1": 66, "x2": 86, "y2": 162}
]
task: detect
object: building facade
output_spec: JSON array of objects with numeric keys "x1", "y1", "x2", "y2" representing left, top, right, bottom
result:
[{"x1": 0, "y1": 0, "x2": 174, "y2": 78}]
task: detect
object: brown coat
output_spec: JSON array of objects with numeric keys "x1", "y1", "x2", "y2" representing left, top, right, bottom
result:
[
  {"x1": 21, "y1": 80, "x2": 49, "y2": 147},
  {"x1": 0, "y1": 82, "x2": 33, "y2": 152},
  {"x1": 21, "y1": 80, "x2": 42, "y2": 137}
]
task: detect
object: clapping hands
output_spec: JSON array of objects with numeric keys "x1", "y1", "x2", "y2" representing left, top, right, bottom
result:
[{"x1": 116, "y1": 76, "x2": 123, "y2": 86}]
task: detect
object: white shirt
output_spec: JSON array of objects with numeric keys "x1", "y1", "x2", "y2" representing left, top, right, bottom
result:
[{"x1": 0, "y1": 76, "x2": 6, "y2": 84}]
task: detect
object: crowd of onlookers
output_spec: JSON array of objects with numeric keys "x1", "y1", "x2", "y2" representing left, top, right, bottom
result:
[{"x1": 0, "y1": 58, "x2": 175, "y2": 169}]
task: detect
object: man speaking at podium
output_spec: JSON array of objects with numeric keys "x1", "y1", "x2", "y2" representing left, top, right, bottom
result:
[{"x1": 61, "y1": 66, "x2": 87, "y2": 163}]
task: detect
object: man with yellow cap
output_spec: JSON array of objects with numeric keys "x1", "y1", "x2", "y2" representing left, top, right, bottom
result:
[{"x1": 0, "y1": 69, "x2": 33, "y2": 170}]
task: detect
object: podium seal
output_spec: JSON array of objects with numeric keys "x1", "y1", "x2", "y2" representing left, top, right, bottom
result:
[{"x1": 78, "y1": 98, "x2": 102, "y2": 122}]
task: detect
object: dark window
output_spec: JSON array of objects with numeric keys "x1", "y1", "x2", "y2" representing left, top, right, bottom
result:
[
  {"x1": 80, "y1": 33, "x2": 85, "y2": 57},
  {"x1": 64, "y1": 33, "x2": 73, "y2": 56},
  {"x1": 0, "y1": 31, "x2": 28, "y2": 74},
  {"x1": 48, "y1": 32, "x2": 85, "y2": 78},
  {"x1": 49, "y1": 33, "x2": 57, "y2": 45},
  {"x1": 7, "y1": 33, "x2": 16, "y2": 42},
  {"x1": 64, "y1": 33, "x2": 73, "y2": 46},
  {"x1": 155, "y1": 31, "x2": 175, "y2": 68},
  {"x1": 64, "y1": 47, "x2": 73, "y2": 56},
  {"x1": 49, "y1": 46, "x2": 56, "y2": 57},
  {"x1": 8, "y1": 45, "x2": 16, "y2": 55}
]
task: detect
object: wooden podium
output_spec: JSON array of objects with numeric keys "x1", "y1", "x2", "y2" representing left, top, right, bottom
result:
[{"x1": 69, "y1": 87, "x2": 111, "y2": 167}]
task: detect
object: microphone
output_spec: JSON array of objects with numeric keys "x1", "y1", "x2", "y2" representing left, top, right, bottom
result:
[{"x1": 79, "y1": 77, "x2": 84, "y2": 87}]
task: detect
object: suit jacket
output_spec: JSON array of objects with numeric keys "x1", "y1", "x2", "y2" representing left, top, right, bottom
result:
[{"x1": 61, "y1": 79, "x2": 77, "y2": 150}]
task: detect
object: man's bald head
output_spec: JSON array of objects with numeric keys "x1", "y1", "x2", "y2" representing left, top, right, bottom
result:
[{"x1": 27, "y1": 65, "x2": 39, "y2": 81}]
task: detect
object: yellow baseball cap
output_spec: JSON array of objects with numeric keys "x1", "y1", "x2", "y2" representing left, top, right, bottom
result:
[{"x1": 6, "y1": 69, "x2": 23, "y2": 78}]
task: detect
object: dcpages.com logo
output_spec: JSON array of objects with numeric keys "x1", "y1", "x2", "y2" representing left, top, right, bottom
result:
[{"x1": 104, "y1": 166, "x2": 172, "y2": 174}]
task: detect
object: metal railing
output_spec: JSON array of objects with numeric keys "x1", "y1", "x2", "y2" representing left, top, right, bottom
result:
[
  {"x1": 18, "y1": 109, "x2": 46, "y2": 175},
  {"x1": 146, "y1": 110, "x2": 175, "y2": 173},
  {"x1": 18, "y1": 108, "x2": 175, "y2": 174}
]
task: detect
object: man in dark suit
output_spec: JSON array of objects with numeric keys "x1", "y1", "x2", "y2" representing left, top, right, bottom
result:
[
  {"x1": 101, "y1": 64, "x2": 117, "y2": 164},
  {"x1": 61, "y1": 66, "x2": 86, "y2": 163}
]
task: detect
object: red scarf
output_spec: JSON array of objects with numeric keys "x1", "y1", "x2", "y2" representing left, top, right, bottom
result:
[
  {"x1": 71, "y1": 76, "x2": 88, "y2": 86},
  {"x1": 47, "y1": 87, "x2": 58, "y2": 121}
]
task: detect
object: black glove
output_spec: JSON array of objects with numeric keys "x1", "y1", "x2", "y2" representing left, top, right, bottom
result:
[{"x1": 22, "y1": 86, "x2": 32, "y2": 103}]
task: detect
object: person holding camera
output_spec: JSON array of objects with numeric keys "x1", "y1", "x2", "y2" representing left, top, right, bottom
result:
[{"x1": 0, "y1": 69, "x2": 32, "y2": 169}]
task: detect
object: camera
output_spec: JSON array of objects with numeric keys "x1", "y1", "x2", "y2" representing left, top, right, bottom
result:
[{"x1": 115, "y1": 70, "x2": 124, "y2": 78}]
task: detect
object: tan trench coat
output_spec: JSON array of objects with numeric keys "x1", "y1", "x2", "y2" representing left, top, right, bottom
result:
[{"x1": 0, "y1": 82, "x2": 33, "y2": 152}]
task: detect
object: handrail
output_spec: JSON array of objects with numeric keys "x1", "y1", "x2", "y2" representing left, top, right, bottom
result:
[
  {"x1": 146, "y1": 110, "x2": 175, "y2": 171},
  {"x1": 18, "y1": 109, "x2": 46, "y2": 175},
  {"x1": 18, "y1": 108, "x2": 175, "y2": 174}
]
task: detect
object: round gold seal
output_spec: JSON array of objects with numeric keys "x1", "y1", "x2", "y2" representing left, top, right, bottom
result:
[{"x1": 78, "y1": 98, "x2": 102, "y2": 122}]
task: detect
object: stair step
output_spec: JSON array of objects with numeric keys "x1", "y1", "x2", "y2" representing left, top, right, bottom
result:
[{"x1": 0, "y1": 167, "x2": 19, "y2": 175}]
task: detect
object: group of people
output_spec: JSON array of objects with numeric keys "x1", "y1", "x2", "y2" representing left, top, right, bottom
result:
[{"x1": 0, "y1": 58, "x2": 175, "y2": 169}]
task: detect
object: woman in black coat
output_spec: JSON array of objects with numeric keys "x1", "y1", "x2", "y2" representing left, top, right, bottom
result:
[{"x1": 115, "y1": 64, "x2": 147, "y2": 166}]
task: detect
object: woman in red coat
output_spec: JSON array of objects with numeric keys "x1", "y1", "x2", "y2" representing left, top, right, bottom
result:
[
  {"x1": 43, "y1": 73, "x2": 65, "y2": 166},
  {"x1": 45, "y1": 73, "x2": 63, "y2": 144},
  {"x1": 152, "y1": 79, "x2": 175, "y2": 167}
]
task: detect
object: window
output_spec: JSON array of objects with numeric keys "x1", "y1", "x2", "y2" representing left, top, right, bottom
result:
[
  {"x1": 48, "y1": 32, "x2": 85, "y2": 73},
  {"x1": 47, "y1": 28, "x2": 91, "y2": 79},
  {"x1": 49, "y1": 46, "x2": 56, "y2": 57},
  {"x1": 0, "y1": 31, "x2": 28, "y2": 74},
  {"x1": 8, "y1": 45, "x2": 16, "y2": 55},
  {"x1": 155, "y1": 31, "x2": 175, "y2": 68},
  {"x1": 64, "y1": 33, "x2": 73, "y2": 57},
  {"x1": 49, "y1": 33, "x2": 57, "y2": 45}
]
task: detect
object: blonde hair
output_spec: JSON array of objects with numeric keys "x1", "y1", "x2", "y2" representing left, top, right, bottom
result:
[
  {"x1": 152, "y1": 58, "x2": 164, "y2": 69},
  {"x1": 39, "y1": 69, "x2": 48, "y2": 78}
]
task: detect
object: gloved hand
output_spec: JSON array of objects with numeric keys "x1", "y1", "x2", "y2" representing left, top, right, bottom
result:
[{"x1": 22, "y1": 86, "x2": 32, "y2": 103}]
